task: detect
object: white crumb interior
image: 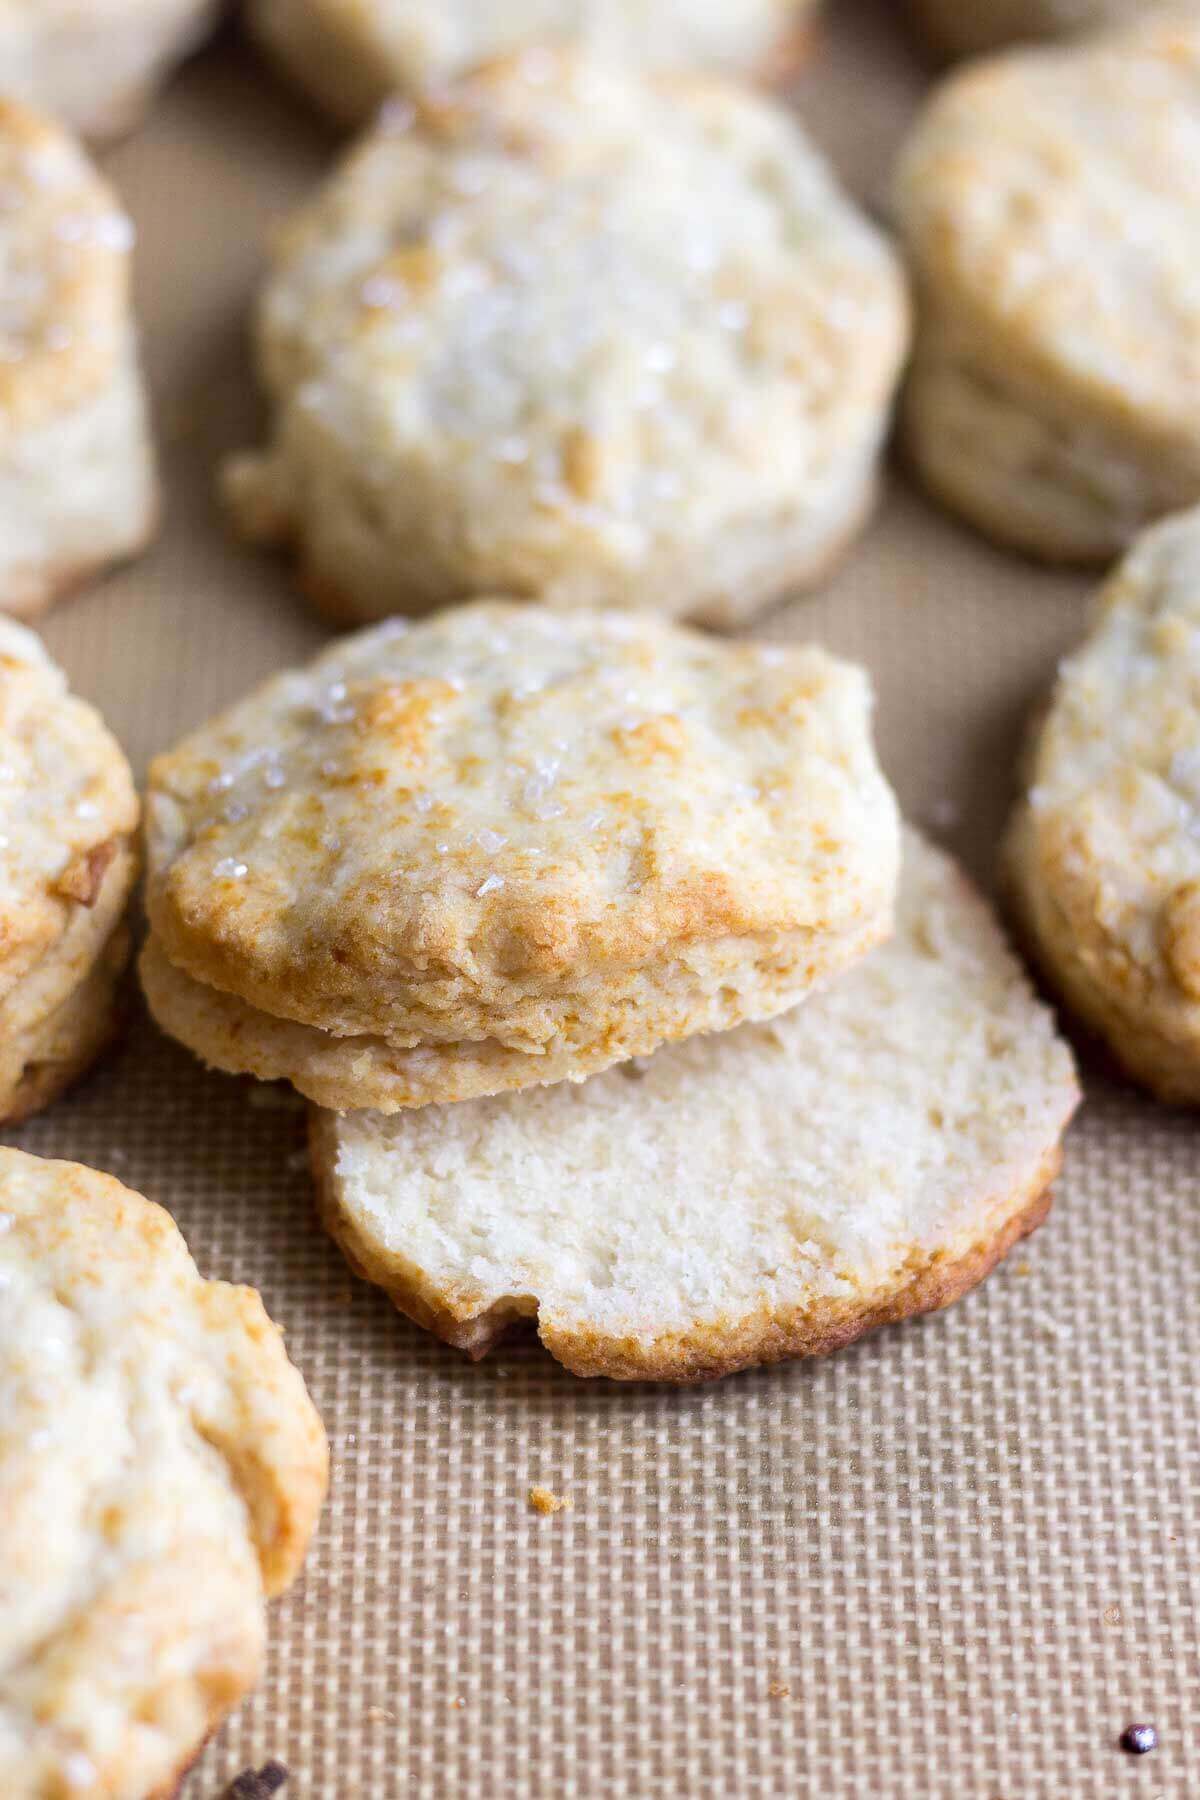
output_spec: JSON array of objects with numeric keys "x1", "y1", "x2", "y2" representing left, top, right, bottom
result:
[{"x1": 327, "y1": 834, "x2": 1077, "y2": 1348}]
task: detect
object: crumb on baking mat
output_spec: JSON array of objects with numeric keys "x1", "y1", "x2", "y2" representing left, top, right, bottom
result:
[{"x1": 528, "y1": 1485, "x2": 571, "y2": 1516}]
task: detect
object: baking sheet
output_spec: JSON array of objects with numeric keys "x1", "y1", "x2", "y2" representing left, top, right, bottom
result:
[{"x1": 11, "y1": 3, "x2": 1199, "y2": 1794}]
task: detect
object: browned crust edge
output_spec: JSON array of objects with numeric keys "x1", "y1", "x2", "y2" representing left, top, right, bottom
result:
[
  {"x1": 310, "y1": 1109, "x2": 1066, "y2": 1384},
  {"x1": 1001, "y1": 817, "x2": 1200, "y2": 1106},
  {"x1": 0, "y1": 922, "x2": 133, "y2": 1126}
]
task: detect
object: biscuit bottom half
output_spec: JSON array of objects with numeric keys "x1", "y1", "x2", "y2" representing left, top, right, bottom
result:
[{"x1": 307, "y1": 831, "x2": 1080, "y2": 1383}]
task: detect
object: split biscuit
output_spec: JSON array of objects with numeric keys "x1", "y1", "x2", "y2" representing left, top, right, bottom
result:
[
  {"x1": 141, "y1": 601, "x2": 900, "y2": 1109},
  {"x1": 310, "y1": 831, "x2": 1079, "y2": 1382},
  {"x1": 224, "y1": 49, "x2": 909, "y2": 627}
]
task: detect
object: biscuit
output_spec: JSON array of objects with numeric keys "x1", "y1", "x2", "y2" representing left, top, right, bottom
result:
[
  {"x1": 895, "y1": 16, "x2": 1200, "y2": 564},
  {"x1": 0, "y1": 101, "x2": 158, "y2": 616},
  {"x1": 309, "y1": 830, "x2": 1080, "y2": 1382},
  {"x1": 910, "y1": 0, "x2": 1184, "y2": 61},
  {"x1": 1006, "y1": 505, "x2": 1200, "y2": 1102},
  {"x1": 249, "y1": 0, "x2": 821, "y2": 128},
  {"x1": 0, "y1": 0, "x2": 219, "y2": 142},
  {"x1": 141, "y1": 601, "x2": 900, "y2": 1109},
  {"x1": 0, "y1": 1146, "x2": 327, "y2": 1799},
  {"x1": 0, "y1": 619, "x2": 139, "y2": 1121},
  {"x1": 224, "y1": 50, "x2": 909, "y2": 627}
]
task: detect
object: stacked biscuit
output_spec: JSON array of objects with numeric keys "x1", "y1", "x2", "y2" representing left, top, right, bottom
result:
[{"x1": 141, "y1": 599, "x2": 1079, "y2": 1381}]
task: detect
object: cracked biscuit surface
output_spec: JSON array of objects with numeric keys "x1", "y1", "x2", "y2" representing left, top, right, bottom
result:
[
  {"x1": 249, "y1": 0, "x2": 821, "y2": 127},
  {"x1": 0, "y1": 618, "x2": 138, "y2": 1121},
  {"x1": 225, "y1": 49, "x2": 908, "y2": 627},
  {"x1": 0, "y1": 100, "x2": 157, "y2": 616},
  {"x1": 0, "y1": 1146, "x2": 328, "y2": 1800},
  {"x1": 310, "y1": 832, "x2": 1079, "y2": 1381},
  {"x1": 0, "y1": 0, "x2": 219, "y2": 142},
  {"x1": 142, "y1": 601, "x2": 899, "y2": 1109},
  {"x1": 1006, "y1": 505, "x2": 1200, "y2": 1101},
  {"x1": 896, "y1": 15, "x2": 1200, "y2": 563}
]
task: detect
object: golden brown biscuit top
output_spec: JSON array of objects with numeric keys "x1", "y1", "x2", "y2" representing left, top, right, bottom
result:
[
  {"x1": 253, "y1": 50, "x2": 907, "y2": 575},
  {"x1": 0, "y1": 619, "x2": 138, "y2": 1001},
  {"x1": 896, "y1": 16, "x2": 1200, "y2": 437},
  {"x1": 0, "y1": 98, "x2": 132, "y2": 427},
  {"x1": 0, "y1": 1147, "x2": 327, "y2": 1799},
  {"x1": 145, "y1": 601, "x2": 898, "y2": 1038}
]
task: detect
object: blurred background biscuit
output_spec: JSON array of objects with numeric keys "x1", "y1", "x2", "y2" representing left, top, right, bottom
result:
[
  {"x1": 0, "y1": 0, "x2": 220, "y2": 142},
  {"x1": 225, "y1": 50, "x2": 908, "y2": 626},
  {"x1": 249, "y1": 0, "x2": 822, "y2": 127},
  {"x1": 0, "y1": 101, "x2": 157, "y2": 616},
  {"x1": 896, "y1": 16, "x2": 1200, "y2": 563}
]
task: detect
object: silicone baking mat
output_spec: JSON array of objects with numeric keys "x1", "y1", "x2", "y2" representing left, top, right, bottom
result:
[{"x1": 11, "y1": 4, "x2": 1199, "y2": 1794}]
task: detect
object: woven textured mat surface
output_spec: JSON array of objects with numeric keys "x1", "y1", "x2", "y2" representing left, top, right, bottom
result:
[{"x1": 10, "y1": 4, "x2": 1199, "y2": 1795}]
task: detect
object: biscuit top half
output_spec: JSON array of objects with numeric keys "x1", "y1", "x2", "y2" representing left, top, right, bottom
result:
[
  {"x1": 146, "y1": 602, "x2": 898, "y2": 1038},
  {"x1": 0, "y1": 1147, "x2": 327, "y2": 1798},
  {"x1": 896, "y1": 15, "x2": 1200, "y2": 438},
  {"x1": 0, "y1": 97, "x2": 134, "y2": 428},
  {"x1": 254, "y1": 49, "x2": 907, "y2": 568},
  {"x1": 1017, "y1": 502, "x2": 1200, "y2": 1005},
  {"x1": 265, "y1": 0, "x2": 808, "y2": 87},
  {"x1": 0, "y1": 619, "x2": 138, "y2": 1002}
]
